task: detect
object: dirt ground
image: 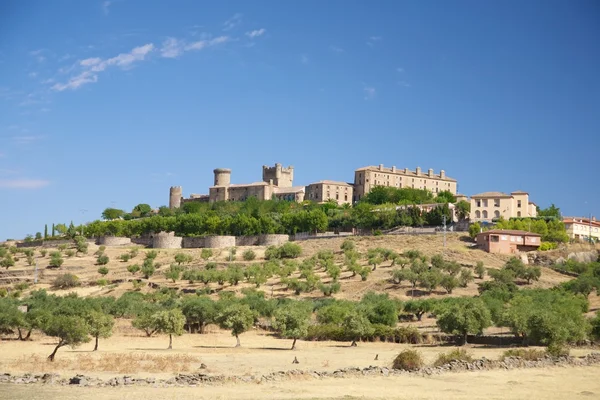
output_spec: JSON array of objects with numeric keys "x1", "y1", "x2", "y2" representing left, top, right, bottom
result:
[{"x1": 2, "y1": 365, "x2": 600, "y2": 400}]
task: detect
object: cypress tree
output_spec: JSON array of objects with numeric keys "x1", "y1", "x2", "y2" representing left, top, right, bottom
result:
[
  {"x1": 52, "y1": 223, "x2": 55, "y2": 237},
  {"x1": 44, "y1": 224, "x2": 48, "y2": 239}
]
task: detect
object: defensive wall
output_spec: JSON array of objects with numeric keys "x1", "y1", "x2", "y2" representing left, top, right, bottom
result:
[
  {"x1": 152, "y1": 232, "x2": 183, "y2": 249},
  {"x1": 96, "y1": 237, "x2": 132, "y2": 246}
]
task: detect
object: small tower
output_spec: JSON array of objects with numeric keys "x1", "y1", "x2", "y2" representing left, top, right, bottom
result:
[
  {"x1": 213, "y1": 168, "x2": 232, "y2": 186},
  {"x1": 169, "y1": 186, "x2": 182, "y2": 209}
]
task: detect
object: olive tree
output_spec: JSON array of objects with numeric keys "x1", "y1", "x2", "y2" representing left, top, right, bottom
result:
[
  {"x1": 43, "y1": 315, "x2": 90, "y2": 361},
  {"x1": 217, "y1": 303, "x2": 255, "y2": 347},
  {"x1": 152, "y1": 309, "x2": 186, "y2": 349},
  {"x1": 343, "y1": 311, "x2": 374, "y2": 347},
  {"x1": 86, "y1": 311, "x2": 114, "y2": 351},
  {"x1": 273, "y1": 302, "x2": 311, "y2": 350},
  {"x1": 436, "y1": 298, "x2": 491, "y2": 345}
]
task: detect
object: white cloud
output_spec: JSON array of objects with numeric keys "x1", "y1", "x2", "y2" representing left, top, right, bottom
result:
[
  {"x1": 52, "y1": 44, "x2": 154, "y2": 91},
  {"x1": 80, "y1": 57, "x2": 102, "y2": 66},
  {"x1": 301, "y1": 54, "x2": 309, "y2": 65},
  {"x1": 223, "y1": 13, "x2": 242, "y2": 31},
  {"x1": 160, "y1": 38, "x2": 184, "y2": 58},
  {"x1": 102, "y1": 1, "x2": 112, "y2": 15},
  {"x1": 29, "y1": 49, "x2": 46, "y2": 62},
  {"x1": 185, "y1": 36, "x2": 229, "y2": 51},
  {"x1": 0, "y1": 179, "x2": 50, "y2": 189},
  {"x1": 330, "y1": 46, "x2": 344, "y2": 53},
  {"x1": 246, "y1": 28, "x2": 266, "y2": 38},
  {"x1": 364, "y1": 86, "x2": 376, "y2": 100}
]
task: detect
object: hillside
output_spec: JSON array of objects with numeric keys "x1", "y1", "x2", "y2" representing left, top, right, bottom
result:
[{"x1": 0, "y1": 233, "x2": 577, "y2": 302}]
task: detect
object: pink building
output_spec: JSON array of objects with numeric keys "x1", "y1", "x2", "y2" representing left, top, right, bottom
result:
[{"x1": 476, "y1": 229, "x2": 541, "y2": 254}]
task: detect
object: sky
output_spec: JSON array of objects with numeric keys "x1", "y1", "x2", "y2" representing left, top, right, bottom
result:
[{"x1": 0, "y1": 0, "x2": 599, "y2": 240}]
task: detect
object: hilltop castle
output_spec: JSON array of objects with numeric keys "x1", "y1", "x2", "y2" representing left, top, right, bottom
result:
[{"x1": 169, "y1": 162, "x2": 458, "y2": 209}]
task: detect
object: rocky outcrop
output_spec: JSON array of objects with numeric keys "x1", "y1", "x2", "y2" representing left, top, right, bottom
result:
[{"x1": 2, "y1": 353, "x2": 599, "y2": 387}]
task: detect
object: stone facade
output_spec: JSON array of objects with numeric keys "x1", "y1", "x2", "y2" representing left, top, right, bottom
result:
[
  {"x1": 305, "y1": 181, "x2": 353, "y2": 205},
  {"x1": 152, "y1": 232, "x2": 183, "y2": 249},
  {"x1": 353, "y1": 164, "x2": 457, "y2": 202},
  {"x1": 96, "y1": 237, "x2": 132, "y2": 246}
]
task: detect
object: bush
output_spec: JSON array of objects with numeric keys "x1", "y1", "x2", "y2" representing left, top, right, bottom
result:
[
  {"x1": 14, "y1": 282, "x2": 30, "y2": 291},
  {"x1": 96, "y1": 279, "x2": 109, "y2": 287},
  {"x1": 319, "y1": 282, "x2": 341, "y2": 296},
  {"x1": 40, "y1": 249, "x2": 47, "y2": 257},
  {"x1": 279, "y1": 243, "x2": 302, "y2": 259},
  {"x1": 373, "y1": 229, "x2": 383, "y2": 236},
  {"x1": 242, "y1": 249, "x2": 256, "y2": 261},
  {"x1": 546, "y1": 343, "x2": 569, "y2": 358},
  {"x1": 145, "y1": 250, "x2": 158, "y2": 260},
  {"x1": 129, "y1": 248, "x2": 139, "y2": 258},
  {"x1": 264, "y1": 246, "x2": 280, "y2": 260},
  {"x1": 94, "y1": 245, "x2": 106, "y2": 256},
  {"x1": 174, "y1": 252, "x2": 193, "y2": 265},
  {"x1": 205, "y1": 262, "x2": 217, "y2": 270},
  {"x1": 539, "y1": 242, "x2": 558, "y2": 251},
  {"x1": 57, "y1": 244, "x2": 68, "y2": 252},
  {"x1": 200, "y1": 249, "x2": 213, "y2": 260},
  {"x1": 127, "y1": 264, "x2": 140, "y2": 274},
  {"x1": 340, "y1": 239, "x2": 355, "y2": 252},
  {"x1": 52, "y1": 273, "x2": 80, "y2": 289},
  {"x1": 392, "y1": 349, "x2": 424, "y2": 371},
  {"x1": 433, "y1": 348, "x2": 474, "y2": 367},
  {"x1": 500, "y1": 348, "x2": 546, "y2": 361},
  {"x1": 96, "y1": 255, "x2": 109, "y2": 265},
  {"x1": 49, "y1": 252, "x2": 64, "y2": 268},
  {"x1": 119, "y1": 253, "x2": 131, "y2": 262},
  {"x1": 64, "y1": 250, "x2": 75, "y2": 258},
  {"x1": 98, "y1": 266, "x2": 109, "y2": 276},
  {"x1": 0, "y1": 288, "x2": 7, "y2": 297}
]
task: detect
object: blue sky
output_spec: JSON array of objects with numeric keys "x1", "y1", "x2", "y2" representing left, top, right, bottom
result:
[{"x1": 1, "y1": 0, "x2": 599, "y2": 240}]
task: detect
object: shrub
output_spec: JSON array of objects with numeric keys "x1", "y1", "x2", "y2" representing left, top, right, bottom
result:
[
  {"x1": 174, "y1": 253, "x2": 193, "y2": 265},
  {"x1": 242, "y1": 249, "x2": 256, "y2": 261},
  {"x1": 0, "y1": 288, "x2": 7, "y2": 297},
  {"x1": 433, "y1": 348, "x2": 474, "y2": 367},
  {"x1": 57, "y1": 244, "x2": 68, "y2": 252},
  {"x1": 319, "y1": 282, "x2": 341, "y2": 296},
  {"x1": 96, "y1": 255, "x2": 109, "y2": 265},
  {"x1": 205, "y1": 262, "x2": 217, "y2": 270},
  {"x1": 500, "y1": 348, "x2": 546, "y2": 361},
  {"x1": 340, "y1": 239, "x2": 355, "y2": 252},
  {"x1": 40, "y1": 249, "x2": 47, "y2": 257},
  {"x1": 546, "y1": 343, "x2": 569, "y2": 358},
  {"x1": 49, "y1": 252, "x2": 64, "y2": 268},
  {"x1": 129, "y1": 248, "x2": 139, "y2": 258},
  {"x1": 279, "y1": 243, "x2": 302, "y2": 259},
  {"x1": 1, "y1": 255, "x2": 15, "y2": 269},
  {"x1": 539, "y1": 242, "x2": 558, "y2": 251},
  {"x1": 96, "y1": 279, "x2": 109, "y2": 287},
  {"x1": 474, "y1": 261, "x2": 486, "y2": 279},
  {"x1": 145, "y1": 250, "x2": 158, "y2": 260},
  {"x1": 127, "y1": 264, "x2": 140, "y2": 274},
  {"x1": 373, "y1": 229, "x2": 383, "y2": 236},
  {"x1": 132, "y1": 280, "x2": 144, "y2": 291},
  {"x1": 64, "y1": 250, "x2": 75, "y2": 258},
  {"x1": 392, "y1": 350, "x2": 424, "y2": 371},
  {"x1": 264, "y1": 246, "x2": 280, "y2": 260},
  {"x1": 52, "y1": 273, "x2": 80, "y2": 289},
  {"x1": 200, "y1": 249, "x2": 213, "y2": 260},
  {"x1": 119, "y1": 253, "x2": 131, "y2": 262},
  {"x1": 141, "y1": 259, "x2": 155, "y2": 279},
  {"x1": 94, "y1": 246, "x2": 106, "y2": 256},
  {"x1": 14, "y1": 282, "x2": 30, "y2": 291},
  {"x1": 98, "y1": 266, "x2": 109, "y2": 276}
]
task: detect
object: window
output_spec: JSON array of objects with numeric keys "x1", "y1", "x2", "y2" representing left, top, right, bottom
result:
[
  {"x1": 494, "y1": 199, "x2": 500, "y2": 207},
  {"x1": 483, "y1": 199, "x2": 488, "y2": 207},
  {"x1": 517, "y1": 200, "x2": 522, "y2": 208},
  {"x1": 494, "y1": 210, "x2": 500, "y2": 218},
  {"x1": 476, "y1": 200, "x2": 481, "y2": 207},
  {"x1": 345, "y1": 195, "x2": 348, "y2": 201},
  {"x1": 336, "y1": 194, "x2": 339, "y2": 200},
  {"x1": 517, "y1": 211, "x2": 521, "y2": 217},
  {"x1": 490, "y1": 235, "x2": 499, "y2": 242},
  {"x1": 482, "y1": 210, "x2": 488, "y2": 219},
  {"x1": 475, "y1": 210, "x2": 481, "y2": 218}
]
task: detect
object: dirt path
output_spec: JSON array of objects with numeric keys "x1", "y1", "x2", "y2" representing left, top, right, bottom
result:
[{"x1": 2, "y1": 365, "x2": 600, "y2": 400}]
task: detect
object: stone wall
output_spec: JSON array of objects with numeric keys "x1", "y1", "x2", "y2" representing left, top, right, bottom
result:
[
  {"x1": 152, "y1": 232, "x2": 183, "y2": 249},
  {"x1": 96, "y1": 237, "x2": 132, "y2": 246},
  {"x1": 259, "y1": 234, "x2": 289, "y2": 246},
  {"x1": 182, "y1": 237, "x2": 206, "y2": 248},
  {"x1": 131, "y1": 237, "x2": 152, "y2": 247},
  {"x1": 203, "y1": 236, "x2": 236, "y2": 248},
  {"x1": 235, "y1": 236, "x2": 260, "y2": 246}
]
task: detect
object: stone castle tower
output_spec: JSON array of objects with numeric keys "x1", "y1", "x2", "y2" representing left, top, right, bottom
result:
[
  {"x1": 169, "y1": 186, "x2": 182, "y2": 209},
  {"x1": 262, "y1": 163, "x2": 294, "y2": 187},
  {"x1": 213, "y1": 168, "x2": 232, "y2": 186}
]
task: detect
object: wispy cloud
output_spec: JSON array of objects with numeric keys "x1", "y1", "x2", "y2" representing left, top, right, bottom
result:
[
  {"x1": 246, "y1": 28, "x2": 266, "y2": 38},
  {"x1": 330, "y1": 46, "x2": 344, "y2": 53},
  {"x1": 52, "y1": 43, "x2": 154, "y2": 91},
  {"x1": 0, "y1": 179, "x2": 50, "y2": 189},
  {"x1": 102, "y1": 1, "x2": 112, "y2": 15},
  {"x1": 184, "y1": 36, "x2": 229, "y2": 51},
  {"x1": 12, "y1": 135, "x2": 44, "y2": 145},
  {"x1": 29, "y1": 49, "x2": 46, "y2": 62},
  {"x1": 367, "y1": 36, "x2": 382, "y2": 47},
  {"x1": 301, "y1": 54, "x2": 309, "y2": 65},
  {"x1": 28, "y1": 72, "x2": 38, "y2": 78},
  {"x1": 160, "y1": 37, "x2": 184, "y2": 58},
  {"x1": 364, "y1": 86, "x2": 376, "y2": 100},
  {"x1": 223, "y1": 13, "x2": 242, "y2": 31}
]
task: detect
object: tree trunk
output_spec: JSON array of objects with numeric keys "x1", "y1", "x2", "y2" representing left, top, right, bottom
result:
[
  {"x1": 235, "y1": 334, "x2": 241, "y2": 347},
  {"x1": 168, "y1": 334, "x2": 173, "y2": 349},
  {"x1": 94, "y1": 335, "x2": 99, "y2": 351},
  {"x1": 24, "y1": 330, "x2": 32, "y2": 340},
  {"x1": 350, "y1": 340, "x2": 357, "y2": 347},
  {"x1": 463, "y1": 332, "x2": 468, "y2": 346},
  {"x1": 48, "y1": 342, "x2": 63, "y2": 361},
  {"x1": 17, "y1": 328, "x2": 23, "y2": 341},
  {"x1": 291, "y1": 338, "x2": 297, "y2": 350},
  {"x1": 372, "y1": 265, "x2": 376, "y2": 271}
]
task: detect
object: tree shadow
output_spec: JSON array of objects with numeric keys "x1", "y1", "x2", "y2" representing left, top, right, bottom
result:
[{"x1": 192, "y1": 345, "x2": 238, "y2": 349}]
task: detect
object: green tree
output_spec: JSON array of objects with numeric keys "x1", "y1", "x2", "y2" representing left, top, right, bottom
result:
[
  {"x1": 85, "y1": 311, "x2": 114, "y2": 351},
  {"x1": 459, "y1": 269, "x2": 475, "y2": 287},
  {"x1": 49, "y1": 252, "x2": 64, "y2": 268},
  {"x1": 165, "y1": 264, "x2": 183, "y2": 283},
  {"x1": 127, "y1": 264, "x2": 140, "y2": 275},
  {"x1": 74, "y1": 236, "x2": 88, "y2": 256},
  {"x1": 404, "y1": 299, "x2": 434, "y2": 321},
  {"x1": 455, "y1": 200, "x2": 471, "y2": 220},
  {"x1": 273, "y1": 302, "x2": 312, "y2": 349},
  {"x1": 1, "y1": 255, "x2": 15, "y2": 269},
  {"x1": 469, "y1": 222, "x2": 481, "y2": 239},
  {"x1": 440, "y1": 274, "x2": 459, "y2": 294},
  {"x1": 43, "y1": 315, "x2": 90, "y2": 361},
  {"x1": 96, "y1": 254, "x2": 109, "y2": 265},
  {"x1": 44, "y1": 224, "x2": 48, "y2": 239},
  {"x1": 217, "y1": 303, "x2": 255, "y2": 347},
  {"x1": 141, "y1": 259, "x2": 156, "y2": 279},
  {"x1": 101, "y1": 208, "x2": 125, "y2": 221},
  {"x1": 537, "y1": 204, "x2": 561, "y2": 219},
  {"x1": 201, "y1": 248, "x2": 213, "y2": 260},
  {"x1": 152, "y1": 309, "x2": 186, "y2": 349},
  {"x1": 174, "y1": 252, "x2": 193, "y2": 265},
  {"x1": 436, "y1": 298, "x2": 491, "y2": 345},
  {"x1": 343, "y1": 312, "x2": 374, "y2": 347},
  {"x1": 97, "y1": 266, "x2": 109, "y2": 276},
  {"x1": 132, "y1": 203, "x2": 153, "y2": 218},
  {"x1": 181, "y1": 296, "x2": 216, "y2": 333},
  {"x1": 475, "y1": 261, "x2": 486, "y2": 279}
]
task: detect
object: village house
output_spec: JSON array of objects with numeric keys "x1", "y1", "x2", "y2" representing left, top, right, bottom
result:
[{"x1": 476, "y1": 229, "x2": 541, "y2": 254}]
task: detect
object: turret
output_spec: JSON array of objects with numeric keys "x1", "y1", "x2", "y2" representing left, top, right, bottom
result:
[{"x1": 213, "y1": 168, "x2": 232, "y2": 186}]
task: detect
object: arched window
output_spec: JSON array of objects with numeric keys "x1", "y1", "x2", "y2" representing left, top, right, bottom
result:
[
  {"x1": 494, "y1": 210, "x2": 500, "y2": 218},
  {"x1": 475, "y1": 210, "x2": 481, "y2": 219},
  {"x1": 482, "y1": 210, "x2": 488, "y2": 219},
  {"x1": 517, "y1": 211, "x2": 521, "y2": 217}
]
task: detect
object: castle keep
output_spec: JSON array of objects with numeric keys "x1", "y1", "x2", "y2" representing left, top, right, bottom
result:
[{"x1": 169, "y1": 162, "x2": 458, "y2": 208}]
